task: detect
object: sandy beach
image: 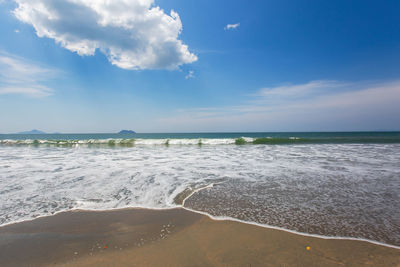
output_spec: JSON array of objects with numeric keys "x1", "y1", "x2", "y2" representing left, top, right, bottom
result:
[{"x1": 0, "y1": 208, "x2": 398, "y2": 267}]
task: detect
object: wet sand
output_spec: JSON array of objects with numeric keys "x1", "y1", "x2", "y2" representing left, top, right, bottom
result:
[{"x1": 0, "y1": 208, "x2": 398, "y2": 267}]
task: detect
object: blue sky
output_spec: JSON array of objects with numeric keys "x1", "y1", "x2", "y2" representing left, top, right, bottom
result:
[{"x1": 0, "y1": 0, "x2": 399, "y2": 133}]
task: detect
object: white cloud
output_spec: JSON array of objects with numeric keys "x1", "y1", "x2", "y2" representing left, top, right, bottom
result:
[
  {"x1": 224, "y1": 23, "x2": 240, "y2": 30},
  {"x1": 257, "y1": 80, "x2": 341, "y2": 98},
  {"x1": 13, "y1": 0, "x2": 197, "y2": 70},
  {"x1": 0, "y1": 52, "x2": 56, "y2": 97},
  {"x1": 185, "y1": 70, "x2": 194, "y2": 79},
  {"x1": 159, "y1": 81, "x2": 400, "y2": 131}
]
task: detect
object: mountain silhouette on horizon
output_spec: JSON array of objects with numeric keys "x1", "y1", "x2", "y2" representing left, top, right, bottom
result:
[{"x1": 17, "y1": 129, "x2": 47, "y2": 134}]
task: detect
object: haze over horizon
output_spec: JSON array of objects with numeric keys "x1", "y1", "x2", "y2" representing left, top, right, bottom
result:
[
  {"x1": 0, "y1": 0, "x2": 399, "y2": 133},
  {"x1": 2, "y1": 129, "x2": 400, "y2": 135}
]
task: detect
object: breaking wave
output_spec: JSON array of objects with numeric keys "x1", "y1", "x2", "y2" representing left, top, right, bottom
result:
[{"x1": 1, "y1": 135, "x2": 400, "y2": 147}]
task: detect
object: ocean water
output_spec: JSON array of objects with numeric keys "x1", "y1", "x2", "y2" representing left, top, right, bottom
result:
[
  {"x1": 1, "y1": 131, "x2": 400, "y2": 145},
  {"x1": 0, "y1": 132, "x2": 399, "y2": 247}
]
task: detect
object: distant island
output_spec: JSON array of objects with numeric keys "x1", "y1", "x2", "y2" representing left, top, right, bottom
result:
[
  {"x1": 118, "y1": 130, "x2": 136, "y2": 134},
  {"x1": 17, "y1": 129, "x2": 46, "y2": 134}
]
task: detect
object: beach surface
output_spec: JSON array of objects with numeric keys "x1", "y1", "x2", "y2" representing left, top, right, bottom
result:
[{"x1": 0, "y1": 208, "x2": 398, "y2": 267}]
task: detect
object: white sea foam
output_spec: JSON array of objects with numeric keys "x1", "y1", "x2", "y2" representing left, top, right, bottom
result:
[
  {"x1": 0, "y1": 143, "x2": 399, "y2": 246},
  {"x1": 0, "y1": 138, "x2": 251, "y2": 146}
]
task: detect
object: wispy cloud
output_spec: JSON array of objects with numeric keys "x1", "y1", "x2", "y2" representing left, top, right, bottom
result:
[
  {"x1": 225, "y1": 23, "x2": 240, "y2": 30},
  {"x1": 185, "y1": 70, "x2": 195, "y2": 79},
  {"x1": 159, "y1": 80, "x2": 400, "y2": 131},
  {"x1": 0, "y1": 52, "x2": 57, "y2": 97},
  {"x1": 257, "y1": 80, "x2": 341, "y2": 98}
]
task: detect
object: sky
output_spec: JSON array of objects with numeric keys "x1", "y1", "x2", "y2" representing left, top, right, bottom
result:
[{"x1": 0, "y1": 0, "x2": 399, "y2": 133}]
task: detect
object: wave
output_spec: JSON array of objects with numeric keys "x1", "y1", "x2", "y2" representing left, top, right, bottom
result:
[
  {"x1": 0, "y1": 138, "x2": 239, "y2": 146},
  {"x1": 1, "y1": 136, "x2": 400, "y2": 146}
]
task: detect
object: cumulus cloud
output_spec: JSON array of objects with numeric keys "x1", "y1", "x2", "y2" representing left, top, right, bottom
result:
[
  {"x1": 13, "y1": 0, "x2": 197, "y2": 70},
  {"x1": 224, "y1": 23, "x2": 240, "y2": 30},
  {"x1": 0, "y1": 52, "x2": 56, "y2": 97}
]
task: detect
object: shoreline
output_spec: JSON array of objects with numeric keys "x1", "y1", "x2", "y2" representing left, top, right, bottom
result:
[
  {"x1": 182, "y1": 207, "x2": 400, "y2": 250},
  {"x1": 1, "y1": 181, "x2": 399, "y2": 250},
  {"x1": 1, "y1": 205, "x2": 399, "y2": 250},
  {"x1": 0, "y1": 207, "x2": 399, "y2": 266},
  {"x1": 181, "y1": 183, "x2": 400, "y2": 250}
]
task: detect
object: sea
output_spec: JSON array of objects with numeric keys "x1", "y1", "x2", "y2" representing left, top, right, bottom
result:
[{"x1": 0, "y1": 132, "x2": 399, "y2": 247}]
